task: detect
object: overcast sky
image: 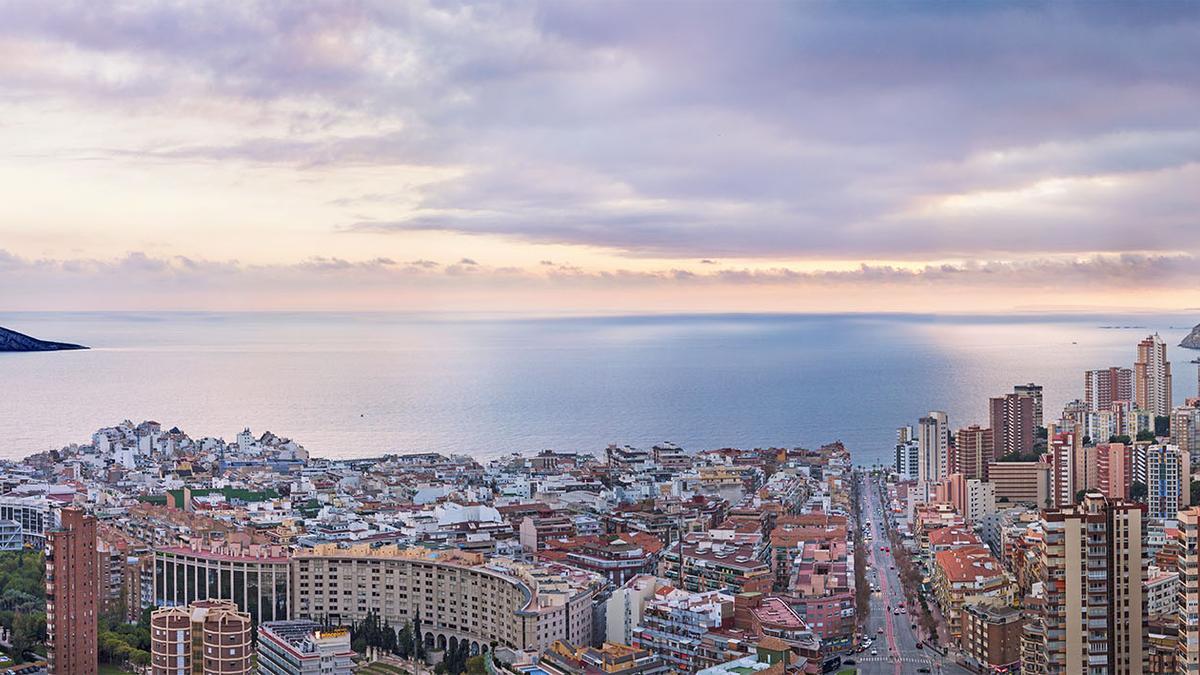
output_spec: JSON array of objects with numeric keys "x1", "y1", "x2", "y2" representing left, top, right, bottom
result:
[{"x1": 1, "y1": 1, "x2": 1198, "y2": 312}]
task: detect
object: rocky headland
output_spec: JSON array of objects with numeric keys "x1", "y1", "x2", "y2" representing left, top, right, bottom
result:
[{"x1": 0, "y1": 325, "x2": 88, "y2": 352}]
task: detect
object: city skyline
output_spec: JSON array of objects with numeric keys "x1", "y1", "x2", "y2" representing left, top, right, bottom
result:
[{"x1": 2, "y1": 2, "x2": 1199, "y2": 312}]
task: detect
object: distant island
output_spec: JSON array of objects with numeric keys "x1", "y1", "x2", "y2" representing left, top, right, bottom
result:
[
  {"x1": 1182, "y1": 323, "x2": 1200, "y2": 350},
  {"x1": 0, "y1": 325, "x2": 88, "y2": 352}
]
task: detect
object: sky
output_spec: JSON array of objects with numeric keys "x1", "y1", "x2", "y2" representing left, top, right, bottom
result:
[{"x1": 1, "y1": 1, "x2": 1199, "y2": 313}]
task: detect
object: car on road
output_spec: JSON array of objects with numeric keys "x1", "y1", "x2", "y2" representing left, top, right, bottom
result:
[
  {"x1": 843, "y1": 659, "x2": 856, "y2": 665},
  {"x1": 917, "y1": 669, "x2": 930, "y2": 673},
  {"x1": 870, "y1": 650, "x2": 877, "y2": 656},
  {"x1": 877, "y1": 628, "x2": 884, "y2": 634},
  {"x1": 915, "y1": 642, "x2": 923, "y2": 649}
]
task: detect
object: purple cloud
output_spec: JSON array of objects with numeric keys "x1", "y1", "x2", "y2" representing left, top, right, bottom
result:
[{"x1": 0, "y1": 2, "x2": 1197, "y2": 261}]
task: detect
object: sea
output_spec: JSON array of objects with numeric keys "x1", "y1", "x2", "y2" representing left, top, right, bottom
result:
[{"x1": 1, "y1": 312, "x2": 1197, "y2": 467}]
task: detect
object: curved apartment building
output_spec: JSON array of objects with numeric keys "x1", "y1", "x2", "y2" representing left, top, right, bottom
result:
[{"x1": 291, "y1": 545, "x2": 602, "y2": 655}]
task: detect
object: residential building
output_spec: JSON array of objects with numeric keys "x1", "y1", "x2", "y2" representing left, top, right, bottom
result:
[
  {"x1": 291, "y1": 544, "x2": 602, "y2": 654},
  {"x1": 0, "y1": 495, "x2": 51, "y2": 547},
  {"x1": 986, "y1": 461, "x2": 1050, "y2": 506},
  {"x1": 47, "y1": 507, "x2": 98, "y2": 675},
  {"x1": 1016, "y1": 383, "x2": 1045, "y2": 428},
  {"x1": 990, "y1": 387, "x2": 1039, "y2": 457},
  {"x1": 960, "y1": 603, "x2": 1023, "y2": 674},
  {"x1": 1045, "y1": 427, "x2": 1082, "y2": 508},
  {"x1": 1177, "y1": 507, "x2": 1200, "y2": 673},
  {"x1": 539, "y1": 641, "x2": 669, "y2": 675},
  {"x1": 150, "y1": 600, "x2": 253, "y2": 675},
  {"x1": 519, "y1": 515, "x2": 576, "y2": 552},
  {"x1": 606, "y1": 575, "x2": 672, "y2": 646},
  {"x1": 257, "y1": 621, "x2": 354, "y2": 675},
  {"x1": 937, "y1": 473, "x2": 996, "y2": 525},
  {"x1": 894, "y1": 435, "x2": 919, "y2": 482},
  {"x1": 1095, "y1": 443, "x2": 1133, "y2": 500},
  {"x1": 1086, "y1": 367, "x2": 1134, "y2": 413},
  {"x1": 153, "y1": 541, "x2": 292, "y2": 625},
  {"x1": 1145, "y1": 444, "x2": 1190, "y2": 520},
  {"x1": 930, "y1": 545, "x2": 1009, "y2": 639},
  {"x1": 918, "y1": 411, "x2": 950, "y2": 487},
  {"x1": 953, "y1": 425, "x2": 994, "y2": 480},
  {"x1": 1144, "y1": 568, "x2": 1177, "y2": 618},
  {"x1": 1136, "y1": 334, "x2": 1173, "y2": 417},
  {"x1": 632, "y1": 588, "x2": 734, "y2": 673},
  {"x1": 1172, "y1": 403, "x2": 1200, "y2": 463},
  {"x1": 661, "y1": 532, "x2": 773, "y2": 595},
  {"x1": 1022, "y1": 493, "x2": 1146, "y2": 674},
  {"x1": 538, "y1": 532, "x2": 662, "y2": 586}
]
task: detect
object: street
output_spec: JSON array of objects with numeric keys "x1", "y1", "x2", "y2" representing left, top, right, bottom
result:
[{"x1": 848, "y1": 471, "x2": 972, "y2": 675}]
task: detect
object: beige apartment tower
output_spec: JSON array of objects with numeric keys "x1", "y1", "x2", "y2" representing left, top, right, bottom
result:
[
  {"x1": 1178, "y1": 507, "x2": 1200, "y2": 674},
  {"x1": 1135, "y1": 334, "x2": 1172, "y2": 417},
  {"x1": 1022, "y1": 493, "x2": 1146, "y2": 674}
]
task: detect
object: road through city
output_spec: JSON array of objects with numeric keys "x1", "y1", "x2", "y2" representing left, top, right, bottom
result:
[{"x1": 850, "y1": 472, "x2": 972, "y2": 675}]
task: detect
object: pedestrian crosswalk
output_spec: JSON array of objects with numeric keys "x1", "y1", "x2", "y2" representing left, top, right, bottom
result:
[{"x1": 850, "y1": 654, "x2": 938, "y2": 665}]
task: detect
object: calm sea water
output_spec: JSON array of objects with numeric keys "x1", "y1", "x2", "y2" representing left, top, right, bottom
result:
[{"x1": 1, "y1": 312, "x2": 1198, "y2": 466}]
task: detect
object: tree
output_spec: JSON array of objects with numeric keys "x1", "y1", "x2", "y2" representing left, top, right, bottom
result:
[
  {"x1": 397, "y1": 623, "x2": 413, "y2": 659},
  {"x1": 12, "y1": 612, "x2": 42, "y2": 659},
  {"x1": 1075, "y1": 489, "x2": 1087, "y2": 504},
  {"x1": 413, "y1": 612, "x2": 425, "y2": 660},
  {"x1": 467, "y1": 655, "x2": 487, "y2": 675},
  {"x1": 1109, "y1": 434, "x2": 1132, "y2": 445},
  {"x1": 1131, "y1": 481, "x2": 1148, "y2": 502},
  {"x1": 1136, "y1": 430, "x2": 1156, "y2": 442},
  {"x1": 1192, "y1": 480, "x2": 1200, "y2": 507}
]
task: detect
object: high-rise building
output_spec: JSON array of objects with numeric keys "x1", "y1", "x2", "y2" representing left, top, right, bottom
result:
[
  {"x1": 938, "y1": 473, "x2": 996, "y2": 525},
  {"x1": 918, "y1": 411, "x2": 949, "y2": 487},
  {"x1": 1095, "y1": 443, "x2": 1133, "y2": 500},
  {"x1": 1172, "y1": 403, "x2": 1200, "y2": 464},
  {"x1": 257, "y1": 621, "x2": 354, "y2": 675},
  {"x1": 1022, "y1": 493, "x2": 1146, "y2": 674},
  {"x1": 1086, "y1": 367, "x2": 1134, "y2": 412},
  {"x1": 990, "y1": 386, "x2": 1039, "y2": 457},
  {"x1": 1045, "y1": 427, "x2": 1082, "y2": 508},
  {"x1": 48, "y1": 507, "x2": 98, "y2": 675},
  {"x1": 1014, "y1": 383, "x2": 1044, "y2": 429},
  {"x1": 894, "y1": 438, "x2": 919, "y2": 481},
  {"x1": 1060, "y1": 399, "x2": 1089, "y2": 429},
  {"x1": 150, "y1": 600, "x2": 253, "y2": 675},
  {"x1": 1177, "y1": 507, "x2": 1200, "y2": 673},
  {"x1": 1135, "y1": 333, "x2": 1173, "y2": 417},
  {"x1": 1145, "y1": 444, "x2": 1190, "y2": 520},
  {"x1": 954, "y1": 425, "x2": 994, "y2": 480}
]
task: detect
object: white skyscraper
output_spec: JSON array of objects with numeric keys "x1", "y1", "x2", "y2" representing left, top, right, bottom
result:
[{"x1": 918, "y1": 411, "x2": 949, "y2": 487}]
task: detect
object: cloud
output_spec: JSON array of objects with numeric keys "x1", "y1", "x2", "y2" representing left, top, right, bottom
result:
[
  {"x1": 2, "y1": 249, "x2": 1198, "y2": 310},
  {"x1": 0, "y1": 1, "x2": 1198, "y2": 266}
]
